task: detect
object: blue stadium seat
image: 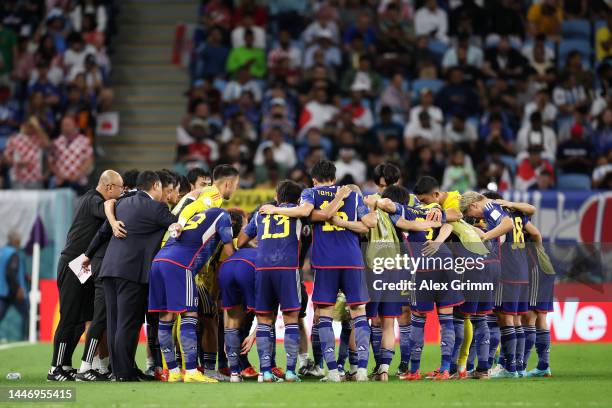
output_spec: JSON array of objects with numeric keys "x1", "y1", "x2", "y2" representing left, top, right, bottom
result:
[
  {"x1": 556, "y1": 173, "x2": 592, "y2": 190},
  {"x1": 558, "y1": 39, "x2": 592, "y2": 68},
  {"x1": 411, "y1": 79, "x2": 444, "y2": 97},
  {"x1": 561, "y1": 19, "x2": 591, "y2": 40},
  {"x1": 427, "y1": 40, "x2": 448, "y2": 63}
]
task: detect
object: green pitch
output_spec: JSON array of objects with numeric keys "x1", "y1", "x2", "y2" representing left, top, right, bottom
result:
[{"x1": 0, "y1": 343, "x2": 610, "y2": 407}]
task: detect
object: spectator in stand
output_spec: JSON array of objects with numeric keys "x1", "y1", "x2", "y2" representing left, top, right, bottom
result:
[
  {"x1": 515, "y1": 144, "x2": 556, "y2": 191},
  {"x1": 410, "y1": 88, "x2": 443, "y2": 125},
  {"x1": 296, "y1": 127, "x2": 333, "y2": 161},
  {"x1": 593, "y1": 153, "x2": 612, "y2": 189},
  {"x1": 516, "y1": 111, "x2": 557, "y2": 160},
  {"x1": 267, "y1": 29, "x2": 302, "y2": 76},
  {"x1": 552, "y1": 72, "x2": 589, "y2": 117},
  {"x1": 182, "y1": 117, "x2": 219, "y2": 169},
  {"x1": 559, "y1": 105, "x2": 593, "y2": 143},
  {"x1": 254, "y1": 126, "x2": 297, "y2": 169},
  {"x1": 222, "y1": 65, "x2": 262, "y2": 103},
  {"x1": 26, "y1": 91, "x2": 55, "y2": 134},
  {"x1": 480, "y1": 112, "x2": 515, "y2": 160},
  {"x1": 261, "y1": 97, "x2": 294, "y2": 140},
  {"x1": 369, "y1": 105, "x2": 404, "y2": 153},
  {"x1": 556, "y1": 123, "x2": 594, "y2": 175},
  {"x1": 28, "y1": 60, "x2": 61, "y2": 108},
  {"x1": 441, "y1": 148, "x2": 476, "y2": 192},
  {"x1": 595, "y1": 14, "x2": 612, "y2": 62},
  {"x1": 219, "y1": 112, "x2": 257, "y2": 145},
  {"x1": 298, "y1": 87, "x2": 338, "y2": 139},
  {"x1": 563, "y1": 50, "x2": 594, "y2": 93},
  {"x1": 232, "y1": 0, "x2": 267, "y2": 27},
  {"x1": 477, "y1": 154, "x2": 513, "y2": 192},
  {"x1": 527, "y1": 0, "x2": 563, "y2": 41},
  {"x1": 226, "y1": 29, "x2": 266, "y2": 79},
  {"x1": 63, "y1": 32, "x2": 96, "y2": 77},
  {"x1": 444, "y1": 112, "x2": 478, "y2": 155},
  {"x1": 340, "y1": 55, "x2": 382, "y2": 99},
  {"x1": 81, "y1": 13, "x2": 105, "y2": 49},
  {"x1": 593, "y1": 108, "x2": 612, "y2": 156},
  {"x1": 405, "y1": 144, "x2": 444, "y2": 187},
  {"x1": 414, "y1": 0, "x2": 449, "y2": 44},
  {"x1": 223, "y1": 90, "x2": 260, "y2": 128},
  {"x1": 231, "y1": 14, "x2": 266, "y2": 49},
  {"x1": 379, "y1": 72, "x2": 411, "y2": 122},
  {"x1": 302, "y1": 6, "x2": 340, "y2": 46},
  {"x1": 523, "y1": 87, "x2": 558, "y2": 127},
  {"x1": 0, "y1": 21, "x2": 17, "y2": 81},
  {"x1": 482, "y1": 35, "x2": 528, "y2": 81},
  {"x1": 441, "y1": 33, "x2": 484, "y2": 72},
  {"x1": 436, "y1": 67, "x2": 481, "y2": 118},
  {"x1": 523, "y1": 34, "x2": 555, "y2": 85},
  {"x1": 343, "y1": 12, "x2": 377, "y2": 53},
  {"x1": 484, "y1": 0, "x2": 524, "y2": 44},
  {"x1": 335, "y1": 145, "x2": 367, "y2": 184},
  {"x1": 202, "y1": 0, "x2": 232, "y2": 31},
  {"x1": 303, "y1": 29, "x2": 342, "y2": 69},
  {"x1": 376, "y1": 13, "x2": 416, "y2": 76},
  {"x1": 3, "y1": 116, "x2": 49, "y2": 189},
  {"x1": 403, "y1": 110, "x2": 443, "y2": 152},
  {"x1": 48, "y1": 116, "x2": 93, "y2": 194},
  {"x1": 342, "y1": 82, "x2": 374, "y2": 138},
  {"x1": 195, "y1": 27, "x2": 229, "y2": 80}
]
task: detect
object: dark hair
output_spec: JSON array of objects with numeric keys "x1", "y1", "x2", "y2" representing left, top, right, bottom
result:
[
  {"x1": 212, "y1": 164, "x2": 239, "y2": 181},
  {"x1": 276, "y1": 180, "x2": 303, "y2": 204},
  {"x1": 156, "y1": 170, "x2": 175, "y2": 188},
  {"x1": 382, "y1": 185, "x2": 411, "y2": 205},
  {"x1": 530, "y1": 111, "x2": 542, "y2": 123},
  {"x1": 482, "y1": 190, "x2": 503, "y2": 200},
  {"x1": 310, "y1": 159, "x2": 336, "y2": 183},
  {"x1": 227, "y1": 208, "x2": 246, "y2": 238},
  {"x1": 413, "y1": 176, "x2": 440, "y2": 195},
  {"x1": 136, "y1": 170, "x2": 160, "y2": 191},
  {"x1": 373, "y1": 163, "x2": 401, "y2": 187},
  {"x1": 187, "y1": 167, "x2": 210, "y2": 186},
  {"x1": 123, "y1": 169, "x2": 140, "y2": 190},
  {"x1": 178, "y1": 175, "x2": 190, "y2": 196}
]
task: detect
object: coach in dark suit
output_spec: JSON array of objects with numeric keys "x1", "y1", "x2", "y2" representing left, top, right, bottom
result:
[{"x1": 100, "y1": 171, "x2": 180, "y2": 381}]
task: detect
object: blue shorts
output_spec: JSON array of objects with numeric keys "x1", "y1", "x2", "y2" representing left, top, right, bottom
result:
[
  {"x1": 458, "y1": 264, "x2": 495, "y2": 315},
  {"x1": 529, "y1": 264, "x2": 555, "y2": 313},
  {"x1": 366, "y1": 301, "x2": 403, "y2": 318},
  {"x1": 495, "y1": 282, "x2": 529, "y2": 315},
  {"x1": 412, "y1": 271, "x2": 464, "y2": 313},
  {"x1": 219, "y1": 259, "x2": 256, "y2": 311},
  {"x1": 255, "y1": 268, "x2": 301, "y2": 313},
  {"x1": 149, "y1": 261, "x2": 198, "y2": 313},
  {"x1": 312, "y1": 268, "x2": 369, "y2": 306}
]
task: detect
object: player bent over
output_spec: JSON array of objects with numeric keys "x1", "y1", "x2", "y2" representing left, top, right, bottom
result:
[{"x1": 149, "y1": 207, "x2": 235, "y2": 383}]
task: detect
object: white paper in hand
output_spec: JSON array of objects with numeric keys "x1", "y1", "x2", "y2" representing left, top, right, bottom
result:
[{"x1": 69, "y1": 254, "x2": 92, "y2": 284}]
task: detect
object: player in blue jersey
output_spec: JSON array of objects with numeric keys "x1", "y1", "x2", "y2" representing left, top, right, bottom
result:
[
  {"x1": 218, "y1": 246, "x2": 257, "y2": 383},
  {"x1": 237, "y1": 180, "x2": 305, "y2": 383},
  {"x1": 481, "y1": 191, "x2": 552, "y2": 378},
  {"x1": 148, "y1": 206, "x2": 234, "y2": 383},
  {"x1": 259, "y1": 160, "x2": 378, "y2": 382},
  {"x1": 461, "y1": 191, "x2": 532, "y2": 379},
  {"x1": 375, "y1": 190, "x2": 461, "y2": 380}
]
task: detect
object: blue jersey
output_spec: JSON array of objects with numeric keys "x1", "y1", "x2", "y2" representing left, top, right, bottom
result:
[
  {"x1": 300, "y1": 186, "x2": 369, "y2": 268},
  {"x1": 244, "y1": 203, "x2": 302, "y2": 269},
  {"x1": 390, "y1": 202, "x2": 453, "y2": 261},
  {"x1": 221, "y1": 247, "x2": 257, "y2": 267},
  {"x1": 155, "y1": 207, "x2": 233, "y2": 273},
  {"x1": 483, "y1": 202, "x2": 529, "y2": 283}
]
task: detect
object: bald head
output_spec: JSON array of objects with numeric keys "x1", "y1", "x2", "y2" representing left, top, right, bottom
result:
[{"x1": 97, "y1": 170, "x2": 124, "y2": 200}]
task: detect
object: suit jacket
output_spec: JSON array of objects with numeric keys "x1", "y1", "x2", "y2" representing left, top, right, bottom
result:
[{"x1": 100, "y1": 191, "x2": 177, "y2": 284}]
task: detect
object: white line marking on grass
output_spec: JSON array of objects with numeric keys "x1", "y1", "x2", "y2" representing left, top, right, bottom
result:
[{"x1": 0, "y1": 341, "x2": 34, "y2": 351}]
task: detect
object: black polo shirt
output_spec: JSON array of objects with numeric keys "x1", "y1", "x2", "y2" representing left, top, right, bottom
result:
[{"x1": 61, "y1": 189, "x2": 107, "y2": 260}]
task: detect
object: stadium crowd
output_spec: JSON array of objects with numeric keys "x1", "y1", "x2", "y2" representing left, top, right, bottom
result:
[
  {"x1": 0, "y1": 0, "x2": 117, "y2": 193},
  {"x1": 176, "y1": 0, "x2": 612, "y2": 192}
]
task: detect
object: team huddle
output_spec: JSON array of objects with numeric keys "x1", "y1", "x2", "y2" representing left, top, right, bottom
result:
[{"x1": 49, "y1": 160, "x2": 554, "y2": 383}]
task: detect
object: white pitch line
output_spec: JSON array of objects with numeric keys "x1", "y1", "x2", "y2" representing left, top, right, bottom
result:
[{"x1": 0, "y1": 341, "x2": 35, "y2": 351}]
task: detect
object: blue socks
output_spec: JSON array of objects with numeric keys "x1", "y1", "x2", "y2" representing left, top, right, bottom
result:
[
  {"x1": 337, "y1": 320, "x2": 351, "y2": 371},
  {"x1": 410, "y1": 315, "x2": 426, "y2": 373},
  {"x1": 471, "y1": 315, "x2": 490, "y2": 371},
  {"x1": 515, "y1": 326, "x2": 525, "y2": 371},
  {"x1": 284, "y1": 323, "x2": 300, "y2": 372},
  {"x1": 158, "y1": 319, "x2": 177, "y2": 370},
  {"x1": 311, "y1": 325, "x2": 323, "y2": 368},
  {"x1": 180, "y1": 316, "x2": 198, "y2": 371},
  {"x1": 380, "y1": 348, "x2": 394, "y2": 367},
  {"x1": 318, "y1": 316, "x2": 338, "y2": 370},
  {"x1": 370, "y1": 325, "x2": 382, "y2": 367},
  {"x1": 256, "y1": 323, "x2": 272, "y2": 373},
  {"x1": 500, "y1": 326, "x2": 517, "y2": 372},
  {"x1": 487, "y1": 314, "x2": 500, "y2": 367},
  {"x1": 224, "y1": 328, "x2": 241, "y2": 375},
  {"x1": 270, "y1": 326, "x2": 277, "y2": 368},
  {"x1": 399, "y1": 324, "x2": 412, "y2": 365},
  {"x1": 451, "y1": 316, "x2": 465, "y2": 373},
  {"x1": 523, "y1": 325, "x2": 536, "y2": 370},
  {"x1": 438, "y1": 313, "x2": 455, "y2": 372},
  {"x1": 535, "y1": 329, "x2": 551, "y2": 370},
  {"x1": 353, "y1": 315, "x2": 370, "y2": 369}
]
